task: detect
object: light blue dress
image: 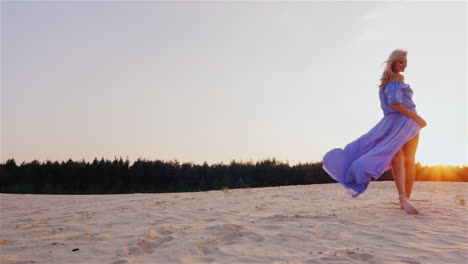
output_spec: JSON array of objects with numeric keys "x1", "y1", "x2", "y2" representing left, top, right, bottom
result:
[{"x1": 322, "y1": 81, "x2": 421, "y2": 197}]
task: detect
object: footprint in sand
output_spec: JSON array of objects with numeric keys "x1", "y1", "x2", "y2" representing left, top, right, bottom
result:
[
  {"x1": 1, "y1": 256, "x2": 37, "y2": 264},
  {"x1": 132, "y1": 228, "x2": 175, "y2": 254},
  {"x1": 196, "y1": 224, "x2": 254, "y2": 254},
  {"x1": 346, "y1": 251, "x2": 375, "y2": 261},
  {"x1": 137, "y1": 236, "x2": 174, "y2": 253},
  {"x1": 260, "y1": 213, "x2": 320, "y2": 222},
  {"x1": 154, "y1": 201, "x2": 174, "y2": 207},
  {"x1": 257, "y1": 224, "x2": 285, "y2": 231},
  {"x1": 201, "y1": 218, "x2": 217, "y2": 223},
  {"x1": 16, "y1": 223, "x2": 41, "y2": 229},
  {"x1": 16, "y1": 217, "x2": 54, "y2": 229},
  {"x1": 66, "y1": 232, "x2": 112, "y2": 242},
  {"x1": 453, "y1": 195, "x2": 465, "y2": 206},
  {"x1": 275, "y1": 233, "x2": 307, "y2": 242},
  {"x1": 76, "y1": 212, "x2": 99, "y2": 218},
  {"x1": 43, "y1": 227, "x2": 67, "y2": 235},
  {"x1": 396, "y1": 260, "x2": 421, "y2": 264},
  {"x1": 0, "y1": 239, "x2": 12, "y2": 246},
  {"x1": 111, "y1": 260, "x2": 128, "y2": 264},
  {"x1": 259, "y1": 214, "x2": 290, "y2": 222},
  {"x1": 181, "y1": 256, "x2": 215, "y2": 264},
  {"x1": 314, "y1": 249, "x2": 375, "y2": 262},
  {"x1": 111, "y1": 205, "x2": 134, "y2": 211}
]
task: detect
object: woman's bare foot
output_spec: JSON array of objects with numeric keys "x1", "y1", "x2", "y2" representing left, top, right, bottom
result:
[{"x1": 399, "y1": 194, "x2": 419, "y2": 214}]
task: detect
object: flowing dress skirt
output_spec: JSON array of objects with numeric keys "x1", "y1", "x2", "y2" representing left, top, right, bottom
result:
[{"x1": 322, "y1": 112, "x2": 420, "y2": 197}]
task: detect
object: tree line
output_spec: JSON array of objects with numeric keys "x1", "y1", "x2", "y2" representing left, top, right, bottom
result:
[{"x1": 0, "y1": 157, "x2": 466, "y2": 194}]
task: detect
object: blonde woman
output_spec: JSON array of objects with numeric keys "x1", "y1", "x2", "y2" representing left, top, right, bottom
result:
[{"x1": 322, "y1": 49, "x2": 426, "y2": 214}]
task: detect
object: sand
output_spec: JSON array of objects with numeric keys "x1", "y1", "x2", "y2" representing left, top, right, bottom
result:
[{"x1": 1, "y1": 181, "x2": 467, "y2": 264}]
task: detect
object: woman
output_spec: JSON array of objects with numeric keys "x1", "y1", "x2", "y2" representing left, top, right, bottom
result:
[{"x1": 322, "y1": 49, "x2": 426, "y2": 214}]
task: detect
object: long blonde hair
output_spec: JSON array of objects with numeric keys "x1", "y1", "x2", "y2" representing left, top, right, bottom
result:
[{"x1": 378, "y1": 49, "x2": 408, "y2": 91}]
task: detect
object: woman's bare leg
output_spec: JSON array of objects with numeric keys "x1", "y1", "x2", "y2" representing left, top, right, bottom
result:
[
  {"x1": 392, "y1": 149, "x2": 418, "y2": 214},
  {"x1": 403, "y1": 134, "x2": 420, "y2": 199},
  {"x1": 392, "y1": 149, "x2": 407, "y2": 197}
]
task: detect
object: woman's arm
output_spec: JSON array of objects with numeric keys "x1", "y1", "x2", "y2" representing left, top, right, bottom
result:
[{"x1": 389, "y1": 103, "x2": 427, "y2": 128}]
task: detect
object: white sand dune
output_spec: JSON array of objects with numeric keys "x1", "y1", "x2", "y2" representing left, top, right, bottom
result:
[{"x1": 1, "y1": 181, "x2": 467, "y2": 264}]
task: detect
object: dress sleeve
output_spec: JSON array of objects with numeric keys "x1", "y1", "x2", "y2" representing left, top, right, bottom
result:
[{"x1": 384, "y1": 82, "x2": 404, "y2": 104}]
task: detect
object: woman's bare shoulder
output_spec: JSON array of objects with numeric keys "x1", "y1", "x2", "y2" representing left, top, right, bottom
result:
[{"x1": 389, "y1": 74, "x2": 404, "y2": 82}]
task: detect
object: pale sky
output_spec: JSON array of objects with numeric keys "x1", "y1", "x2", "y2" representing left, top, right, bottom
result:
[{"x1": 1, "y1": 1, "x2": 467, "y2": 166}]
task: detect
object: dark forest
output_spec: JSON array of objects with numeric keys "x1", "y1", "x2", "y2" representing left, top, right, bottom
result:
[{"x1": 1, "y1": 157, "x2": 466, "y2": 194}]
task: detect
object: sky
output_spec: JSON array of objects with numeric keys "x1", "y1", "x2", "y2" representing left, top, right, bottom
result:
[{"x1": 1, "y1": 1, "x2": 467, "y2": 167}]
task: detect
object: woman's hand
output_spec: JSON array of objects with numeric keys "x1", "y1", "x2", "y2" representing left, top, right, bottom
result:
[
  {"x1": 389, "y1": 103, "x2": 427, "y2": 128},
  {"x1": 415, "y1": 116, "x2": 427, "y2": 128}
]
